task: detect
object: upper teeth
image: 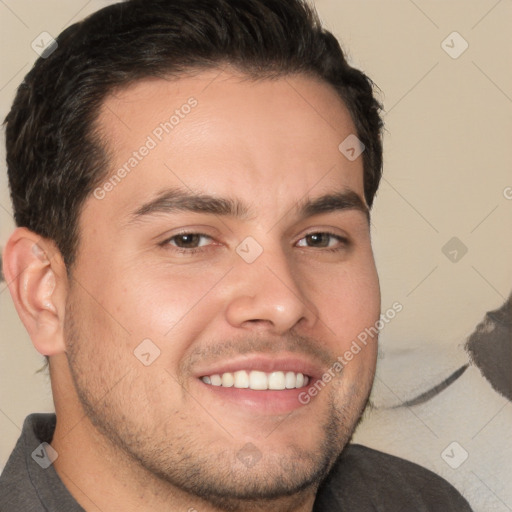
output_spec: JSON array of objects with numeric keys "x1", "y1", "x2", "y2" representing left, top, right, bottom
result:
[{"x1": 201, "y1": 370, "x2": 309, "y2": 390}]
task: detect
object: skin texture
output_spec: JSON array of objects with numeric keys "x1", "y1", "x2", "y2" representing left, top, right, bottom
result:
[{"x1": 4, "y1": 69, "x2": 381, "y2": 512}]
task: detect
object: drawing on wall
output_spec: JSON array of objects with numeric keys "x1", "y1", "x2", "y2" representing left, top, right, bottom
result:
[
  {"x1": 389, "y1": 294, "x2": 512, "y2": 408},
  {"x1": 466, "y1": 293, "x2": 512, "y2": 402}
]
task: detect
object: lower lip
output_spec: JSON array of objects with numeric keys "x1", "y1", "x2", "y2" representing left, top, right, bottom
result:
[{"x1": 196, "y1": 379, "x2": 316, "y2": 415}]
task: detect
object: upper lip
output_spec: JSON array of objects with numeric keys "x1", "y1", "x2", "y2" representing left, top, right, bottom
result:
[{"x1": 193, "y1": 353, "x2": 325, "y2": 381}]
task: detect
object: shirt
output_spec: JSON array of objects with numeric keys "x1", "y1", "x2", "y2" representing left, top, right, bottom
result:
[{"x1": 0, "y1": 414, "x2": 473, "y2": 511}]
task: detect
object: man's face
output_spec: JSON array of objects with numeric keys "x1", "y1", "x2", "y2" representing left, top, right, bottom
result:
[{"x1": 63, "y1": 70, "x2": 380, "y2": 502}]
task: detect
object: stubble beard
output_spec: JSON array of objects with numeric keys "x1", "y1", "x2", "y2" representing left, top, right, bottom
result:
[{"x1": 63, "y1": 296, "x2": 373, "y2": 511}]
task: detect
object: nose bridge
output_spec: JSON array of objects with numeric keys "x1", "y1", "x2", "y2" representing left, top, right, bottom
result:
[{"x1": 225, "y1": 241, "x2": 317, "y2": 333}]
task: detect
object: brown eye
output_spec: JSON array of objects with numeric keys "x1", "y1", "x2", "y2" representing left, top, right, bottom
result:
[
  {"x1": 168, "y1": 233, "x2": 212, "y2": 249},
  {"x1": 296, "y1": 232, "x2": 345, "y2": 249},
  {"x1": 305, "y1": 233, "x2": 331, "y2": 247}
]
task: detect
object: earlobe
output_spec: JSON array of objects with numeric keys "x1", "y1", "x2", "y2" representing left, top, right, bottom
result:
[{"x1": 2, "y1": 227, "x2": 67, "y2": 356}]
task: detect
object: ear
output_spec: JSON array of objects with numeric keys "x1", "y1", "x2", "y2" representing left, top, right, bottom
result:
[{"x1": 2, "y1": 227, "x2": 68, "y2": 356}]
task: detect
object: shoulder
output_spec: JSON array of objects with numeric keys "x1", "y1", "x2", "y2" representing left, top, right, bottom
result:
[
  {"x1": 314, "y1": 444, "x2": 473, "y2": 511},
  {"x1": 0, "y1": 414, "x2": 51, "y2": 510},
  {"x1": 0, "y1": 413, "x2": 83, "y2": 512}
]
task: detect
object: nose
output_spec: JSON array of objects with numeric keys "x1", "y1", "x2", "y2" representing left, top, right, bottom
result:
[{"x1": 224, "y1": 247, "x2": 319, "y2": 335}]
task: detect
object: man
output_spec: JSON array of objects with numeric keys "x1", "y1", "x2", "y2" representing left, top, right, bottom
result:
[{"x1": 0, "y1": 0, "x2": 472, "y2": 510}]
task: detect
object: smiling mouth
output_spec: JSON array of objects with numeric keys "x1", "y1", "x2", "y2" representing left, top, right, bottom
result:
[{"x1": 201, "y1": 370, "x2": 310, "y2": 390}]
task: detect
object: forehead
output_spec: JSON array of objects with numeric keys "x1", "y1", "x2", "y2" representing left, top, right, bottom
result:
[{"x1": 87, "y1": 70, "x2": 365, "y2": 224}]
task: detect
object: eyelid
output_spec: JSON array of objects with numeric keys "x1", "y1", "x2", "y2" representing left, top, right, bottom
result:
[
  {"x1": 295, "y1": 231, "x2": 349, "y2": 248},
  {"x1": 165, "y1": 232, "x2": 213, "y2": 250},
  {"x1": 158, "y1": 226, "x2": 351, "y2": 255},
  {"x1": 161, "y1": 231, "x2": 215, "y2": 247},
  {"x1": 296, "y1": 225, "x2": 351, "y2": 242},
  {"x1": 156, "y1": 224, "x2": 219, "y2": 243}
]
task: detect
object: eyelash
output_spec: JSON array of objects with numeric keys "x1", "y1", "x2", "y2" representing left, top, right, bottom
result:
[
  {"x1": 161, "y1": 231, "x2": 349, "y2": 255},
  {"x1": 296, "y1": 232, "x2": 349, "y2": 253},
  {"x1": 162, "y1": 233, "x2": 215, "y2": 255}
]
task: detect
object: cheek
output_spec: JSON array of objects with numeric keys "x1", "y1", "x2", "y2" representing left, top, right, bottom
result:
[
  {"x1": 304, "y1": 257, "x2": 380, "y2": 385},
  {"x1": 308, "y1": 257, "x2": 380, "y2": 339},
  {"x1": 81, "y1": 263, "x2": 227, "y2": 351}
]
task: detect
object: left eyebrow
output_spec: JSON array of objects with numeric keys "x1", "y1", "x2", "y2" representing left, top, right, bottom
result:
[{"x1": 296, "y1": 191, "x2": 369, "y2": 222}]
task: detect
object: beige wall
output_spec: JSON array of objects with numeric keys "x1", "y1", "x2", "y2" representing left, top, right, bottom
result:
[
  {"x1": 1, "y1": 0, "x2": 511, "y2": 505},
  {"x1": 315, "y1": 0, "x2": 512, "y2": 392}
]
